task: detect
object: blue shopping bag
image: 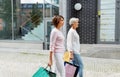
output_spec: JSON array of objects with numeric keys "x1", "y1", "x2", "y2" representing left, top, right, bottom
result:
[{"x1": 32, "y1": 66, "x2": 56, "y2": 77}]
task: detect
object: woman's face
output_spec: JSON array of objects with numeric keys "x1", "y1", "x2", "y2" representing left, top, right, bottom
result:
[
  {"x1": 58, "y1": 18, "x2": 64, "y2": 27},
  {"x1": 73, "y1": 20, "x2": 79, "y2": 28}
]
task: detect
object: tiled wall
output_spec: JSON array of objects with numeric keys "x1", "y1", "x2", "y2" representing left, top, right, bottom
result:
[{"x1": 67, "y1": 0, "x2": 97, "y2": 44}]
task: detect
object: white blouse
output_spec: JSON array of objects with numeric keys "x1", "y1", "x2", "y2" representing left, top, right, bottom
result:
[{"x1": 67, "y1": 28, "x2": 80, "y2": 54}]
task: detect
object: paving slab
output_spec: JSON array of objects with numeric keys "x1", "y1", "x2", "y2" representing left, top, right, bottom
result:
[{"x1": 0, "y1": 52, "x2": 120, "y2": 77}]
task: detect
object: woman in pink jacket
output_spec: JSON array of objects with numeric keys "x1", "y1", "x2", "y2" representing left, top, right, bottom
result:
[{"x1": 48, "y1": 15, "x2": 65, "y2": 77}]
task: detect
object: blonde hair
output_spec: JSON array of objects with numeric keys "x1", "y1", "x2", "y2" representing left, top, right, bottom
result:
[{"x1": 69, "y1": 17, "x2": 79, "y2": 25}]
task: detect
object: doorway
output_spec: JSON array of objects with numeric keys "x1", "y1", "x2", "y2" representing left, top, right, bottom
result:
[
  {"x1": 115, "y1": 0, "x2": 120, "y2": 43},
  {"x1": 44, "y1": 18, "x2": 54, "y2": 49}
]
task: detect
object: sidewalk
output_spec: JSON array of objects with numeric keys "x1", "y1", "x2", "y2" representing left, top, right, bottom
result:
[{"x1": 0, "y1": 52, "x2": 120, "y2": 77}]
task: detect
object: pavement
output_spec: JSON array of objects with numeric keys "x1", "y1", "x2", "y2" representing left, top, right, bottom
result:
[{"x1": 0, "y1": 42, "x2": 120, "y2": 77}]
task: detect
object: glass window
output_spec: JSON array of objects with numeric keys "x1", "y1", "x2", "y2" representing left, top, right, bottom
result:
[
  {"x1": 0, "y1": 0, "x2": 13, "y2": 39},
  {"x1": 0, "y1": 0, "x2": 59, "y2": 42},
  {"x1": 27, "y1": 4, "x2": 32, "y2": 8},
  {"x1": 100, "y1": 0, "x2": 115, "y2": 42}
]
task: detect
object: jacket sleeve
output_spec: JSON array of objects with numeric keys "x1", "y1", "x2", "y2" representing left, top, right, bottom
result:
[
  {"x1": 49, "y1": 31, "x2": 57, "y2": 52},
  {"x1": 67, "y1": 31, "x2": 74, "y2": 51}
]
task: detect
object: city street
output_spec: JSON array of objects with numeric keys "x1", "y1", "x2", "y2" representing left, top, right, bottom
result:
[
  {"x1": 0, "y1": 0, "x2": 120, "y2": 77},
  {"x1": 0, "y1": 51, "x2": 120, "y2": 77}
]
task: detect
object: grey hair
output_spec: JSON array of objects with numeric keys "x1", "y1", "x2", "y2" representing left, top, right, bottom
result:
[{"x1": 69, "y1": 17, "x2": 79, "y2": 25}]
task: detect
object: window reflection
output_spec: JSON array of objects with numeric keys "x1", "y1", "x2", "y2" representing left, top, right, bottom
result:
[{"x1": 0, "y1": 0, "x2": 59, "y2": 41}]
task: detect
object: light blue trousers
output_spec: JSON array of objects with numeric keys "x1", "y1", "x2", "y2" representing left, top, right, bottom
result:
[{"x1": 73, "y1": 53, "x2": 84, "y2": 77}]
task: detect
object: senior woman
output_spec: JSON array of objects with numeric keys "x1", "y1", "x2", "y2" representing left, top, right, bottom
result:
[{"x1": 67, "y1": 17, "x2": 84, "y2": 77}]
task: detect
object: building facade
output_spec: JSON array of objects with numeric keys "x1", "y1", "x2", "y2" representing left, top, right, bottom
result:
[
  {"x1": 66, "y1": 0, "x2": 97, "y2": 44},
  {"x1": 66, "y1": 0, "x2": 120, "y2": 44},
  {"x1": 0, "y1": 0, "x2": 120, "y2": 45}
]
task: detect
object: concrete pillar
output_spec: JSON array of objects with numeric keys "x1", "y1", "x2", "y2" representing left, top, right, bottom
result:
[{"x1": 59, "y1": 0, "x2": 67, "y2": 49}]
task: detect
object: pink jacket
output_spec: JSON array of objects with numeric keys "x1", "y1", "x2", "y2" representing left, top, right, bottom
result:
[{"x1": 49, "y1": 28, "x2": 65, "y2": 53}]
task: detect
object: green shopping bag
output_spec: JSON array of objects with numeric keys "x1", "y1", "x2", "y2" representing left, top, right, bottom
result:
[{"x1": 32, "y1": 66, "x2": 56, "y2": 77}]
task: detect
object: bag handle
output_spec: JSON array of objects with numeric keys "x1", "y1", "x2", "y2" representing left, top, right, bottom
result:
[{"x1": 45, "y1": 65, "x2": 52, "y2": 71}]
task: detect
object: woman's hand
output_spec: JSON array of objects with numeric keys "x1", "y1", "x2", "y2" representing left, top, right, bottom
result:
[
  {"x1": 48, "y1": 60, "x2": 52, "y2": 66},
  {"x1": 70, "y1": 51, "x2": 74, "y2": 59}
]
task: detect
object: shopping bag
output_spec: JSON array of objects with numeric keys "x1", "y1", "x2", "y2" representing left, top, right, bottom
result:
[
  {"x1": 65, "y1": 62, "x2": 79, "y2": 77},
  {"x1": 32, "y1": 66, "x2": 56, "y2": 77},
  {"x1": 63, "y1": 51, "x2": 71, "y2": 62}
]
